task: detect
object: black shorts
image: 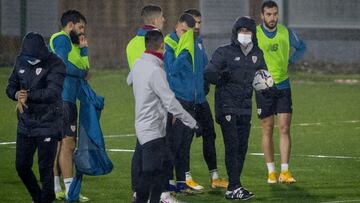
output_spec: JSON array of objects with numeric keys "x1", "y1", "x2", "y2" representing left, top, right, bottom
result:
[
  {"x1": 62, "y1": 101, "x2": 78, "y2": 137},
  {"x1": 255, "y1": 87, "x2": 293, "y2": 119}
]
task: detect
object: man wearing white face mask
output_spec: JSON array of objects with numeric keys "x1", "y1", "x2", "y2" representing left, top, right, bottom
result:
[{"x1": 205, "y1": 16, "x2": 267, "y2": 201}]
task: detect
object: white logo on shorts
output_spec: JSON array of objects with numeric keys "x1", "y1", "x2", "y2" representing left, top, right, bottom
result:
[
  {"x1": 257, "y1": 108, "x2": 262, "y2": 115},
  {"x1": 19, "y1": 69, "x2": 25, "y2": 74},
  {"x1": 35, "y1": 67, "x2": 42, "y2": 75},
  {"x1": 198, "y1": 43, "x2": 203, "y2": 50},
  {"x1": 70, "y1": 125, "x2": 76, "y2": 132},
  {"x1": 225, "y1": 115, "x2": 231, "y2": 122},
  {"x1": 44, "y1": 137, "x2": 51, "y2": 142}
]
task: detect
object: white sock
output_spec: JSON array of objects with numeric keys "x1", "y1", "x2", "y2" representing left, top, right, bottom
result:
[
  {"x1": 266, "y1": 162, "x2": 276, "y2": 173},
  {"x1": 169, "y1": 179, "x2": 175, "y2": 186},
  {"x1": 64, "y1": 177, "x2": 73, "y2": 195},
  {"x1": 185, "y1": 171, "x2": 192, "y2": 181},
  {"x1": 210, "y1": 169, "x2": 219, "y2": 180},
  {"x1": 281, "y1": 163, "x2": 289, "y2": 172},
  {"x1": 54, "y1": 176, "x2": 62, "y2": 193}
]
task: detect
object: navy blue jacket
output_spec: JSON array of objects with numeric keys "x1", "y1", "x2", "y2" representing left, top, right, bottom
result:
[
  {"x1": 204, "y1": 17, "x2": 266, "y2": 122},
  {"x1": 6, "y1": 32, "x2": 65, "y2": 138}
]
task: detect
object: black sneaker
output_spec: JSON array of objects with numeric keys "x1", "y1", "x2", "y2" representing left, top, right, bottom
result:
[{"x1": 225, "y1": 187, "x2": 255, "y2": 200}]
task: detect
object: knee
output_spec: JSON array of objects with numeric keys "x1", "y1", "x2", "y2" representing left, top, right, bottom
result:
[
  {"x1": 225, "y1": 142, "x2": 238, "y2": 154},
  {"x1": 61, "y1": 139, "x2": 76, "y2": 153},
  {"x1": 279, "y1": 125, "x2": 290, "y2": 135}
]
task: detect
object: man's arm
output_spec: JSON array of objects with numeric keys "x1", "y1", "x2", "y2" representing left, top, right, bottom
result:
[
  {"x1": 164, "y1": 44, "x2": 176, "y2": 76},
  {"x1": 172, "y1": 50, "x2": 193, "y2": 74},
  {"x1": 126, "y1": 70, "x2": 133, "y2": 86},
  {"x1": 27, "y1": 59, "x2": 66, "y2": 103},
  {"x1": 288, "y1": 28, "x2": 306, "y2": 64},
  {"x1": 256, "y1": 49, "x2": 268, "y2": 71},
  {"x1": 150, "y1": 68, "x2": 197, "y2": 129},
  {"x1": 52, "y1": 35, "x2": 87, "y2": 78},
  {"x1": 6, "y1": 64, "x2": 20, "y2": 101},
  {"x1": 204, "y1": 47, "x2": 229, "y2": 85}
]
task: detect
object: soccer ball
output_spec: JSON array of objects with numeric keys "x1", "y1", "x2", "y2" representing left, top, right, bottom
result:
[{"x1": 252, "y1": 69, "x2": 274, "y2": 91}]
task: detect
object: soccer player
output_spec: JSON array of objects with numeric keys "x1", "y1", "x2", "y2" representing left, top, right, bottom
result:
[
  {"x1": 126, "y1": 4, "x2": 165, "y2": 70},
  {"x1": 6, "y1": 32, "x2": 65, "y2": 203},
  {"x1": 49, "y1": 10, "x2": 90, "y2": 202},
  {"x1": 164, "y1": 13, "x2": 203, "y2": 193},
  {"x1": 256, "y1": 0, "x2": 306, "y2": 184},
  {"x1": 205, "y1": 16, "x2": 266, "y2": 200},
  {"x1": 126, "y1": 5, "x2": 180, "y2": 203},
  {"x1": 183, "y1": 8, "x2": 228, "y2": 189},
  {"x1": 128, "y1": 30, "x2": 201, "y2": 203}
]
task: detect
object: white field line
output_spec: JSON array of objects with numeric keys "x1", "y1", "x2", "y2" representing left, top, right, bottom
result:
[
  {"x1": 108, "y1": 149, "x2": 135, "y2": 152},
  {"x1": 0, "y1": 141, "x2": 16, "y2": 145},
  {"x1": 104, "y1": 134, "x2": 135, "y2": 138},
  {"x1": 106, "y1": 149, "x2": 360, "y2": 160},
  {"x1": 248, "y1": 153, "x2": 360, "y2": 160},
  {"x1": 1, "y1": 119, "x2": 359, "y2": 159},
  {"x1": 0, "y1": 141, "x2": 358, "y2": 159}
]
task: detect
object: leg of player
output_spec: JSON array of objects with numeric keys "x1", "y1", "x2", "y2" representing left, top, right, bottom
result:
[
  {"x1": 59, "y1": 136, "x2": 76, "y2": 196},
  {"x1": 278, "y1": 113, "x2": 296, "y2": 183},
  {"x1": 261, "y1": 115, "x2": 277, "y2": 184},
  {"x1": 197, "y1": 101, "x2": 228, "y2": 189},
  {"x1": 53, "y1": 141, "x2": 65, "y2": 200}
]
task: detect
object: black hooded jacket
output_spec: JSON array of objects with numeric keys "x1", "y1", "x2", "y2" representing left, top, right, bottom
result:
[
  {"x1": 6, "y1": 32, "x2": 66, "y2": 138},
  {"x1": 204, "y1": 17, "x2": 266, "y2": 122}
]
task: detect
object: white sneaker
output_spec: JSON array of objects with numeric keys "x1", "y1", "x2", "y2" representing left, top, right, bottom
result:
[{"x1": 160, "y1": 192, "x2": 184, "y2": 203}]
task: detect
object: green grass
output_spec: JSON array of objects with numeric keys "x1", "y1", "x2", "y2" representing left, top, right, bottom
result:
[{"x1": 1, "y1": 67, "x2": 360, "y2": 202}]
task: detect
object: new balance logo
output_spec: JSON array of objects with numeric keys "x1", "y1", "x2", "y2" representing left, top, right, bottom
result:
[
  {"x1": 234, "y1": 57, "x2": 240, "y2": 61},
  {"x1": 44, "y1": 137, "x2": 51, "y2": 142}
]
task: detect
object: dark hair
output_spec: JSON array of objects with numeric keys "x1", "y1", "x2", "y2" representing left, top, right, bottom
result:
[
  {"x1": 141, "y1": 5, "x2": 162, "y2": 18},
  {"x1": 145, "y1": 30, "x2": 164, "y2": 50},
  {"x1": 261, "y1": 1, "x2": 278, "y2": 13},
  {"x1": 178, "y1": 13, "x2": 195, "y2": 28},
  {"x1": 61, "y1": 10, "x2": 87, "y2": 27},
  {"x1": 184, "y1": 8, "x2": 201, "y2": 17}
]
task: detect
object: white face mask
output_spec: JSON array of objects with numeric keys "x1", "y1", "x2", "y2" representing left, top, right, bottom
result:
[
  {"x1": 27, "y1": 59, "x2": 41, "y2": 65},
  {"x1": 237, "y1": 33, "x2": 252, "y2": 46}
]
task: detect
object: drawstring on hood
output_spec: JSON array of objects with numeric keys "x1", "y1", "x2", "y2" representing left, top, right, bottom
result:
[{"x1": 231, "y1": 16, "x2": 257, "y2": 47}]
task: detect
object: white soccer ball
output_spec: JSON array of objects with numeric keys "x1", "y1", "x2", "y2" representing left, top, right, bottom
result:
[{"x1": 252, "y1": 69, "x2": 274, "y2": 91}]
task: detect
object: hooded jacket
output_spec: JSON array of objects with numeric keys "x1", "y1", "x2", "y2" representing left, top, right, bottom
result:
[
  {"x1": 164, "y1": 30, "x2": 207, "y2": 103},
  {"x1": 128, "y1": 52, "x2": 197, "y2": 145},
  {"x1": 204, "y1": 17, "x2": 266, "y2": 122},
  {"x1": 6, "y1": 32, "x2": 66, "y2": 138}
]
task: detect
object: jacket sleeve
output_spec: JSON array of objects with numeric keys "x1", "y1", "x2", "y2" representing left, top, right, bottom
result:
[
  {"x1": 288, "y1": 28, "x2": 306, "y2": 64},
  {"x1": 203, "y1": 48, "x2": 211, "y2": 95},
  {"x1": 126, "y1": 70, "x2": 133, "y2": 86},
  {"x1": 173, "y1": 50, "x2": 193, "y2": 75},
  {"x1": 164, "y1": 44, "x2": 176, "y2": 76},
  {"x1": 256, "y1": 49, "x2": 268, "y2": 71},
  {"x1": 52, "y1": 35, "x2": 87, "y2": 78},
  {"x1": 204, "y1": 47, "x2": 228, "y2": 85},
  {"x1": 6, "y1": 63, "x2": 20, "y2": 101},
  {"x1": 28, "y1": 58, "x2": 66, "y2": 103},
  {"x1": 150, "y1": 68, "x2": 197, "y2": 129}
]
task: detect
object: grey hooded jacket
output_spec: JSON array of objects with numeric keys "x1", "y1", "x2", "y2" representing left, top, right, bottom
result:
[{"x1": 128, "y1": 53, "x2": 197, "y2": 145}]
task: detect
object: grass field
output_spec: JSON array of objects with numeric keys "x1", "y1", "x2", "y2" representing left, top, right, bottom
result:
[{"x1": 0, "y1": 67, "x2": 360, "y2": 203}]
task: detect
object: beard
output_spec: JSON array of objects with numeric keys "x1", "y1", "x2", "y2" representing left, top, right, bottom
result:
[
  {"x1": 193, "y1": 29, "x2": 200, "y2": 38},
  {"x1": 265, "y1": 20, "x2": 277, "y2": 30},
  {"x1": 70, "y1": 30, "x2": 80, "y2": 44}
]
